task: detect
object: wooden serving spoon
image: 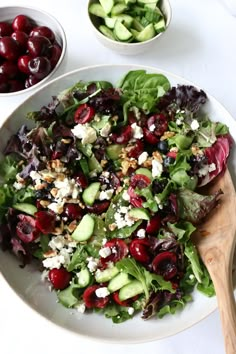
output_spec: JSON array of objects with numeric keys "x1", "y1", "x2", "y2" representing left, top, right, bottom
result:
[{"x1": 192, "y1": 168, "x2": 236, "y2": 354}]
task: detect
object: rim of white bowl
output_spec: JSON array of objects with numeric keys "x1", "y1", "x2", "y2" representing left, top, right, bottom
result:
[
  {"x1": 87, "y1": 0, "x2": 172, "y2": 48},
  {"x1": 0, "y1": 5, "x2": 67, "y2": 97}
]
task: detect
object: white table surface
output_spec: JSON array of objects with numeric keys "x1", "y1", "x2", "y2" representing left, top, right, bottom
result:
[{"x1": 0, "y1": 0, "x2": 235, "y2": 353}]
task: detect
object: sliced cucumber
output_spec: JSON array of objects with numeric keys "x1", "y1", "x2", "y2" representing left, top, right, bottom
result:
[
  {"x1": 113, "y1": 14, "x2": 133, "y2": 28},
  {"x1": 89, "y1": 3, "x2": 107, "y2": 18},
  {"x1": 13, "y1": 203, "x2": 37, "y2": 216},
  {"x1": 114, "y1": 20, "x2": 133, "y2": 41},
  {"x1": 132, "y1": 18, "x2": 144, "y2": 31},
  {"x1": 137, "y1": 0, "x2": 158, "y2": 4},
  {"x1": 154, "y1": 18, "x2": 166, "y2": 33},
  {"x1": 119, "y1": 280, "x2": 144, "y2": 301},
  {"x1": 99, "y1": 0, "x2": 114, "y2": 14},
  {"x1": 135, "y1": 23, "x2": 156, "y2": 42},
  {"x1": 99, "y1": 24, "x2": 116, "y2": 39},
  {"x1": 88, "y1": 155, "x2": 103, "y2": 173},
  {"x1": 129, "y1": 207, "x2": 150, "y2": 220},
  {"x1": 71, "y1": 214, "x2": 95, "y2": 241},
  {"x1": 95, "y1": 266, "x2": 119, "y2": 283},
  {"x1": 111, "y1": 3, "x2": 128, "y2": 16},
  {"x1": 135, "y1": 167, "x2": 152, "y2": 180},
  {"x1": 77, "y1": 267, "x2": 91, "y2": 288},
  {"x1": 106, "y1": 144, "x2": 124, "y2": 160},
  {"x1": 108, "y1": 272, "x2": 131, "y2": 293},
  {"x1": 104, "y1": 16, "x2": 117, "y2": 29},
  {"x1": 82, "y1": 182, "x2": 101, "y2": 206}
]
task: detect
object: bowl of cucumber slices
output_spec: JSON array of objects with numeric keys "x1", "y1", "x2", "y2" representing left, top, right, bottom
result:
[{"x1": 88, "y1": 0, "x2": 172, "y2": 55}]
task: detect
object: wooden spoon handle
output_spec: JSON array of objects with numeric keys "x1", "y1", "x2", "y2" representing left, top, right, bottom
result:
[{"x1": 203, "y1": 248, "x2": 236, "y2": 354}]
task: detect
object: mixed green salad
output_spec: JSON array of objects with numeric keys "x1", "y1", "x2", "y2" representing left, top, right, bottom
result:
[{"x1": 0, "y1": 70, "x2": 232, "y2": 323}]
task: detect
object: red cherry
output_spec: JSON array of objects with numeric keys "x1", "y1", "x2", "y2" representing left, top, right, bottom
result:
[
  {"x1": 146, "y1": 214, "x2": 161, "y2": 234},
  {"x1": 30, "y1": 26, "x2": 55, "y2": 43},
  {"x1": 152, "y1": 251, "x2": 178, "y2": 280},
  {"x1": 49, "y1": 268, "x2": 72, "y2": 290},
  {"x1": 35, "y1": 211, "x2": 56, "y2": 233},
  {"x1": 9, "y1": 79, "x2": 24, "y2": 92},
  {"x1": 25, "y1": 74, "x2": 40, "y2": 88},
  {"x1": 48, "y1": 43, "x2": 62, "y2": 69},
  {"x1": 0, "y1": 61, "x2": 19, "y2": 79},
  {"x1": 18, "y1": 54, "x2": 32, "y2": 74},
  {"x1": 27, "y1": 36, "x2": 52, "y2": 57},
  {"x1": 100, "y1": 239, "x2": 129, "y2": 266},
  {"x1": 147, "y1": 113, "x2": 168, "y2": 137},
  {"x1": 0, "y1": 22, "x2": 13, "y2": 36},
  {"x1": 16, "y1": 214, "x2": 40, "y2": 243},
  {"x1": 143, "y1": 127, "x2": 159, "y2": 145},
  {"x1": 130, "y1": 174, "x2": 151, "y2": 189},
  {"x1": 0, "y1": 37, "x2": 21, "y2": 61},
  {"x1": 127, "y1": 140, "x2": 144, "y2": 159},
  {"x1": 12, "y1": 15, "x2": 33, "y2": 33},
  {"x1": 0, "y1": 73, "x2": 9, "y2": 93},
  {"x1": 63, "y1": 203, "x2": 83, "y2": 220},
  {"x1": 110, "y1": 125, "x2": 132, "y2": 144},
  {"x1": 74, "y1": 171, "x2": 88, "y2": 189},
  {"x1": 28, "y1": 56, "x2": 51, "y2": 79},
  {"x1": 11, "y1": 31, "x2": 28, "y2": 49},
  {"x1": 83, "y1": 285, "x2": 110, "y2": 308},
  {"x1": 86, "y1": 201, "x2": 110, "y2": 215},
  {"x1": 129, "y1": 238, "x2": 151, "y2": 263},
  {"x1": 74, "y1": 104, "x2": 95, "y2": 124}
]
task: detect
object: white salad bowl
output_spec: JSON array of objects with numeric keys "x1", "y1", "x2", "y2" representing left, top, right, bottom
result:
[{"x1": 0, "y1": 64, "x2": 236, "y2": 344}]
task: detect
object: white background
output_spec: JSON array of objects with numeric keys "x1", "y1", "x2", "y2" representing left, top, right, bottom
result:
[{"x1": 0, "y1": 1, "x2": 236, "y2": 353}]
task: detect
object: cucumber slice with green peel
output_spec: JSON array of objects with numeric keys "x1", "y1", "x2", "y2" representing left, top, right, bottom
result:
[
  {"x1": 104, "y1": 16, "x2": 117, "y2": 29},
  {"x1": 88, "y1": 155, "x2": 103, "y2": 173},
  {"x1": 154, "y1": 18, "x2": 166, "y2": 33},
  {"x1": 99, "y1": 25, "x2": 116, "y2": 40},
  {"x1": 111, "y1": 3, "x2": 128, "y2": 16},
  {"x1": 129, "y1": 207, "x2": 150, "y2": 220},
  {"x1": 114, "y1": 20, "x2": 133, "y2": 41},
  {"x1": 13, "y1": 203, "x2": 37, "y2": 216},
  {"x1": 132, "y1": 18, "x2": 144, "y2": 31},
  {"x1": 89, "y1": 3, "x2": 107, "y2": 18},
  {"x1": 71, "y1": 214, "x2": 95, "y2": 241},
  {"x1": 106, "y1": 144, "x2": 124, "y2": 160},
  {"x1": 108, "y1": 272, "x2": 131, "y2": 293},
  {"x1": 119, "y1": 280, "x2": 144, "y2": 301},
  {"x1": 99, "y1": 0, "x2": 114, "y2": 14},
  {"x1": 77, "y1": 267, "x2": 91, "y2": 288},
  {"x1": 95, "y1": 266, "x2": 119, "y2": 283},
  {"x1": 135, "y1": 167, "x2": 152, "y2": 180},
  {"x1": 135, "y1": 23, "x2": 156, "y2": 42},
  {"x1": 82, "y1": 182, "x2": 101, "y2": 206},
  {"x1": 112, "y1": 14, "x2": 133, "y2": 28},
  {"x1": 138, "y1": 0, "x2": 158, "y2": 5}
]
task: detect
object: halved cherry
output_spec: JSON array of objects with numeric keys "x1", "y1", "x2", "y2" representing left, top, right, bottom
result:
[
  {"x1": 48, "y1": 267, "x2": 72, "y2": 290},
  {"x1": 100, "y1": 238, "x2": 129, "y2": 266},
  {"x1": 16, "y1": 214, "x2": 40, "y2": 243},
  {"x1": 74, "y1": 103, "x2": 95, "y2": 124},
  {"x1": 130, "y1": 174, "x2": 151, "y2": 189},
  {"x1": 35, "y1": 210, "x2": 56, "y2": 233},
  {"x1": 146, "y1": 214, "x2": 161, "y2": 234},
  {"x1": 74, "y1": 171, "x2": 88, "y2": 189},
  {"x1": 63, "y1": 203, "x2": 83, "y2": 220},
  {"x1": 147, "y1": 113, "x2": 168, "y2": 137},
  {"x1": 166, "y1": 151, "x2": 177, "y2": 159},
  {"x1": 127, "y1": 140, "x2": 144, "y2": 159},
  {"x1": 143, "y1": 127, "x2": 159, "y2": 145},
  {"x1": 152, "y1": 251, "x2": 178, "y2": 280},
  {"x1": 129, "y1": 238, "x2": 151, "y2": 263},
  {"x1": 83, "y1": 284, "x2": 110, "y2": 308},
  {"x1": 110, "y1": 125, "x2": 132, "y2": 144},
  {"x1": 86, "y1": 201, "x2": 110, "y2": 215},
  {"x1": 127, "y1": 186, "x2": 143, "y2": 208}
]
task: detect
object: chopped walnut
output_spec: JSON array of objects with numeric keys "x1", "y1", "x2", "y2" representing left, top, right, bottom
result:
[
  {"x1": 142, "y1": 158, "x2": 153, "y2": 168},
  {"x1": 101, "y1": 159, "x2": 108, "y2": 168},
  {"x1": 34, "y1": 182, "x2": 47, "y2": 190},
  {"x1": 108, "y1": 223, "x2": 117, "y2": 231},
  {"x1": 43, "y1": 250, "x2": 57, "y2": 258},
  {"x1": 67, "y1": 220, "x2": 77, "y2": 233},
  {"x1": 39, "y1": 200, "x2": 50, "y2": 208},
  {"x1": 51, "y1": 221, "x2": 64, "y2": 235},
  {"x1": 191, "y1": 144, "x2": 204, "y2": 156},
  {"x1": 152, "y1": 151, "x2": 163, "y2": 163},
  {"x1": 50, "y1": 188, "x2": 58, "y2": 198},
  {"x1": 160, "y1": 131, "x2": 175, "y2": 140},
  {"x1": 121, "y1": 158, "x2": 137, "y2": 175}
]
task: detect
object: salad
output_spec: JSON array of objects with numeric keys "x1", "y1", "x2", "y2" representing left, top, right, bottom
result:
[{"x1": 0, "y1": 70, "x2": 232, "y2": 323}]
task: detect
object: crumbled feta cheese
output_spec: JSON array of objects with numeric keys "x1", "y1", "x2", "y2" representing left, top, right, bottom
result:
[
  {"x1": 149, "y1": 124, "x2": 156, "y2": 132},
  {"x1": 114, "y1": 205, "x2": 135, "y2": 229},
  {"x1": 13, "y1": 181, "x2": 24, "y2": 190},
  {"x1": 131, "y1": 123, "x2": 143, "y2": 139},
  {"x1": 43, "y1": 254, "x2": 66, "y2": 269},
  {"x1": 87, "y1": 257, "x2": 99, "y2": 273},
  {"x1": 176, "y1": 118, "x2": 182, "y2": 125},
  {"x1": 128, "y1": 307, "x2": 134, "y2": 315},
  {"x1": 99, "y1": 189, "x2": 114, "y2": 200},
  {"x1": 99, "y1": 246, "x2": 112, "y2": 258},
  {"x1": 102, "y1": 238, "x2": 107, "y2": 245},
  {"x1": 54, "y1": 178, "x2": 80, "y2": 199},
  {"x1": 152, "y1": 159, "x2": 163, "y2": 178},
  {"x1": 49, "y1": 236, "x2": 66, "y2": 250},
  {"x1": 30, "y1": 171, "x2": 42, "y2": 180},
  {"x1": 190, "y1": 119, "x2": 200, "y2": 130},
  {"x1": 47, "y1": 201, "x2": 64, "y2": 214},
  {"x1": 71, "y1": 123, "x2": 97, "y2": 144},
  {"x1": 95, "y1": 287, "x2": 110, "y2": 298},
  {"x1": 100, "y1": 122, "x2": 111, "y2": 137},
  {"x1": 137, "y1": 229, "x2": 146, "y2": 238},
  {"x1": 122, "y1": 189, "x2": 130, "y2": 201},
  {"x1": 208, "y1": 163, "x2": 216, "y2": 172},
  {"x1": 138, "y1": 151, "x2": 149, "y2": 165},
  {"x1": 59, "y1": 248, "x2": 71, "y2": 266},
  {"x1": 76, "y1": 303, "x2": 86, "y2": 313}
]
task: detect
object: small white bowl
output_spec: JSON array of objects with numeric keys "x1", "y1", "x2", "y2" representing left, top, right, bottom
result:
[
  {"x1": 0, "y1": 6, "x2": 67, "y2": 97},
  {"x1": 87, "y1": 0, "x2": 172, "y2": 56}
]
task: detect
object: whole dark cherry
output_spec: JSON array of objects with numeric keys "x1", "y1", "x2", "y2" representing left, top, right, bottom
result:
[
  {"x1": 27, "y1": 36, "x2": 52, "y2": 57},
  {"x1": 30, "y1": 26, "x2": 55, "y2": 43},
  {"x1": 48, "y1": 268, "x2": 72, "y2": 290},
  {"x1": 0, "y1": 73, "x2": 9, "y2": 93},
  {"x1": 28, "y1": 56, "x2": 51, "y2": 79},
  {"x1": 49, "y1": 43, "x2": 62, "y2": 68},
  {"x1": 0, "y1": 61, "x2": 19, "y2": 79},
  {"x1": 25, "y1": 74, "x2": 39, "y2": 88},
  {"x1": 9, "y1": 79, "x2": 24, "y2": 92},
  {"x1": 0, "y1": 37, "x2": 21, "y2": 61},
  {"x1": 0, "y1": 22, "x2": 13, "y2": 36},
  {"x1": 11, "y1": 30, "x2": 28, "y2": 49},
  {"x1": 12, "y1": 14, "x2": 33, "y2": 33},
  {"x1": 18, "y1": 54, "x2": 32, "y2": 74}
]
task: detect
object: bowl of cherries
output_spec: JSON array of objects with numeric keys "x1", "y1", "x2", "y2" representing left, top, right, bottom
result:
[{"x1": 0, "y1": 6, "x2": 66, "y2": 95}]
